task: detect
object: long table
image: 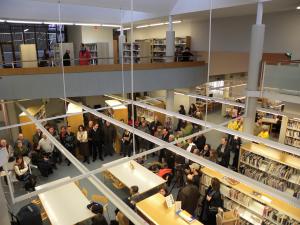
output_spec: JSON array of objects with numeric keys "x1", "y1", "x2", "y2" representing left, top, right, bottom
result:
[
  {"x1": 136, "y1": 193, "x2": 203, "y2": 225},
  {"x1": 107, "y1": 160, "x2": 166, "y2": 194},
  {"x1": 35, "y1": 176, "x2": 95, "y2": 225}
]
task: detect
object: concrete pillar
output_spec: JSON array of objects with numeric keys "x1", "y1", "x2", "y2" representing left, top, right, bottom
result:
[
  {"x1": 166, "y1": 16, "x2": 175, "y2": 62},
  {"x1": 118, "y1": 27, "x2": 126, "y2": 64},
  {"x1": 244, "y1": 1, "x2": 265, "y2": 134},
  {"x1": 166, "y1": 89, "x2": 174, "y2": 112},
  {"x1": 6, "y1": 102, "x2": 19, "y2": 142}
]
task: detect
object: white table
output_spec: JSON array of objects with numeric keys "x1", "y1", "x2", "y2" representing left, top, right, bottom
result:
[
  {"x1": 35, "y1": 176, "x2": 95, "y2": 225},
  {"x1": 107, "y1": 160, "x2": 166, "y2": 194}
]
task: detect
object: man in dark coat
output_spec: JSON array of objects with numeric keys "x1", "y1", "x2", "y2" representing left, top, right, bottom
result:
[
  {"x1": 177, "y1": 174, "x2": 200, "y2": 216},
  {"x1": 91, "y1": 123, "x2": 103, "y2": 161},
  {"x1": 216, "y1": 137, "x2": 231, "y2": 168},
  {"x1": 103, "y1": 121, "x2": 116, "y2": 157}
]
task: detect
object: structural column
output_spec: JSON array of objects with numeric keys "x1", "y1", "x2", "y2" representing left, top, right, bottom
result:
[
  {"x1": 166, "y1": 89, "x2": 174, "y2": 112},
  {"x1": 118, "y1": 27, "x2": 126, "y2": 64},
  {"x1": 244, "y1": 1, "x2": 265, "y2": 134},
  {"x1": 166, "y1": 15, "x2": 175, "y2": 62}
]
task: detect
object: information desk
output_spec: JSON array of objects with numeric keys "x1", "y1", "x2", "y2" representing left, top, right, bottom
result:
[
  {"x1": 35, "y1": 177, "x2": 95, "y2": 225},
  {"x1": 136, "y1": 193, "x2": 203, "y2": 225},
  {"x1": 107, "y1": 160, "x2": 166, "y2": 194}
]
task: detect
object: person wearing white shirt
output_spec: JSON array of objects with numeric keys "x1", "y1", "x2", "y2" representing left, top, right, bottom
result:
[
  {"x1": 77, "y1": 125, "x2": 90, "y2": 164},
  {"x1": 185, "y1": 138, "x2": 196, "y2": 164},
  {"x1": 37, "y1": 134, "x2": 54, "y2": 154},
  {"x1": 14, "y1": 155, "x2": 29, "y2": 181}
]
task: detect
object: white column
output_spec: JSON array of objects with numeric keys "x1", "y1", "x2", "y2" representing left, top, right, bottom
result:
[
  {"x1": 244, "y1": 1, "x2": 265, "y2": 134},
  {"x1": 166, "y1": 15, "x2": 175, "y2": 62},
  {"x1": 6, "y1": 102, "x2": 19, "y2": 141},
  {"x1": 118, "y1": 27, "x2": 126, "y2": 64},
  {"x1": 166, "y1": 89, "x2": 174, "y2": 112}
]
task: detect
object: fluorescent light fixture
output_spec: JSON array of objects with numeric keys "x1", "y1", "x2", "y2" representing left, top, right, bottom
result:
[
  {"x1": 136, "y1": 20, "x2": 182, "y2": 29},
  {"x1": 297, "y1": 6, "x2": 300, "y2": 9},
  {"x1": 75, "y1": 23, "x2": 101, "y2": 26},
  {"x1": 67, "y1": 103, "x2": 83, "y2": 114},
  {"x1": 149, "y1": 23, "x2": 165, "y2": 27},
  {"x1": 24, "y1": 29, "x2": 29, "y2": 32},
  {"x1": 117, "y1": 27, "x2": 131, "y2": 32},
  {"x1": 105, "y1": 100, "x2": 127, "y2": 110},
  {"x1": 172, "y1": 20, "x2": 182, "y2": 24},
  {"x1": 44, "y1": 22, "x2": 74, "y2": 25},
  {"x1": 102, "y1": 24, "x2": 121, "y2": 28},
  {"x1": 136, "y1": 24, "x2": 149, "y2": 29},
  {"x1": 6, "y1": 20, "x2": 43, "y2": 24},
  {"x1": 0, "y1": 19, "x2": 5, "y2": 22}
]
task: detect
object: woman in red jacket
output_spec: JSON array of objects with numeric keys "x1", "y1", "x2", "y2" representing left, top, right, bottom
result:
[{"x1": 79, "y1": 43, "x2": 91, "y2": 65}]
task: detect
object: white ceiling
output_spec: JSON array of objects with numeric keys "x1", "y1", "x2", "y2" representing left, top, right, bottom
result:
[{"x1": 0, "y1": 0, "x2": 299, "y2": 24}]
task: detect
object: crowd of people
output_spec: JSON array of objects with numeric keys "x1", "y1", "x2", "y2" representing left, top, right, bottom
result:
[{"x1": 1, "y1": 101, "x2": 276, "y2": 225}]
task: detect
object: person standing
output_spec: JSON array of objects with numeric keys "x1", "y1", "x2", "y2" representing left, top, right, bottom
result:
[
  {"x1": 14, "y1": 141, "x2": 29, "y2": 157},
  {"x1": 49, "y1": 126, "x2": 62, "y2": 164},
  {"x1": 32, "y1": 128, "x2": 43, "y2": 151},
  {"x1": 176, "y1": 105, "x2": 186, "y2": 131},
  {"x1": 200, "y1": 178, "x2": 223, "y2": 225},
  {"x1": 122, "y1": 130, "x2": 133, "y2": 157},
  {"x1": 177, "y1": 174, "x2": 200, "y2": 216},
  {"x1": 77, "y1": 125, "x2": 90, "y2": 164},
  {"x1": 91, "y1": 123, "x2": 104, "y2": 161},
  {"x1": 14, "y1": 133, "x2": 32, "y2": 152},
  {"x1": 39, "y1": 48, "x2": 50, "y2": 67},
  {"x1": 159, "y1": 128, "x2": 170, "y2": 163},
  {"x1": 60, "y1": 126, "x2": 76, "y2": 166},
  {"x1": 194, "y1": 134, "x2": 206, "y2": 151},
  {"x1": 87, "y1": 120, "x2": 94, "y2": 157},
  {"x1": 138, "y1": 120, "x2": 150, "y2": 159},
  {"x1": 63, "y1": 49, "x2": 71, "y2": 66},
  {"x1": 79, "y1": 43, "x2": 91, "y2": 65},
  {"x1": 181, "y1": 47, "x2": 194, "y2": 62},
  {"x1": 216, "y1": 137, "x2": 231, "y2": 168},
  {"x1": 103, "y1": 121, "x2": 116, "y2": 157}
]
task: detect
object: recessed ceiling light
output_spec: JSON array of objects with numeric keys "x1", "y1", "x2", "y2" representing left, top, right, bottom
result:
[
  {"x1": 24, "y1": 29, "x2": 29, "y2": 32},
  {"x1": 297, "y1": 6, "x2": 300, "y2": 10}
]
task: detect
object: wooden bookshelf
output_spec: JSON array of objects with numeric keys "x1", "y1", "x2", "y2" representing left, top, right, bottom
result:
[
  {"x1": 284, "y1": 118, "x2": 300, "y2": 148},
  {"x1": 201, "y1": 167, "x2": 300, "y2": 224},
  {"x1": 85, "y1": 42, "x2": 109, "y2": 65},
  {"x1": 239, "y1": 142, "x2": 300, "y2": 199}
]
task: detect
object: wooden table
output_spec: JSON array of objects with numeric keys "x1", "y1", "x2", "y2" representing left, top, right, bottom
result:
[
  {"x1": 107, "y1": 160, "x2": 166, "y2": 194},
  {"x1": 136, "y1": 193, "x2": 203, "y2": 225},
  {"x1": 35, "y1": 177, "x2": 95, "y2": 225}
]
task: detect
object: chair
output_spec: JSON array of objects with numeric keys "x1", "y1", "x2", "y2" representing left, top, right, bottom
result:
[
  {"x1": 92, "y1": 194, "x2": 110, "y2": 220},
  {"x1": 81, "y1": 187, "x2": 88, "y2": 198},
  {"x1": 216, "y1": 208, "x2": 240, "y2": 225}
]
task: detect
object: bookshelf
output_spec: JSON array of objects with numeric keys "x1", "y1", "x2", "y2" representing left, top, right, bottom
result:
[
  {"x1": 122, "y1": 42, "x2": 141, "y2": 64},
  {"x1": 239, "y1": 143, "x2": 300, "y2": 199},
  {"x1": 151, "y1": 38, "x2": 166, "y2": 63},
  {"x1": 85, "y1": 42, "x2": 109, "y2": 65},
  {"x1": 134, "y1": 36, "x2": 191, "y2": 63},
  {"x1": 53, "y1": 42, "x2": 74, "y2": 66},
  {"x1": 284, "y1": 118, "x2": 300, "y2": 148},
  {"x1": 136, "y1": 97, "x2": 166, "y2": 124},
  {"x1": 201, "y1": 167, "x2": 300, "y2": 225}
]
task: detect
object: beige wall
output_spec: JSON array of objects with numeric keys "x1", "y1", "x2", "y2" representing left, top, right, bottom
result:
[
  {"x1": 81, "y1": 26, "x2": 114, "y2": 58},
  {"x1": 129, "y1": 10, "x2": 300, "y2": 58}
]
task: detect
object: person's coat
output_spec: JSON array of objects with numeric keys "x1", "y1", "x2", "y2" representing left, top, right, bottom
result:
[
  {"x1": 103, "y1": 125, "x2": 116, "y2": 145},
  {"x1": 177, "y1": 184, "x2": 200, "y2": 215},
  {"x1": 216, "y1": 144, "x2": 231, "y2": 167}
]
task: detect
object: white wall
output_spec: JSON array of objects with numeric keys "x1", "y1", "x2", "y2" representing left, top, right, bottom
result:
[
  {"x1": 129, "y1": 10, "x2": 300, "y2": 59},
  {"x1": 81, "y1": 26, "x2": 114, "y2": 58},
  {"x1": 67, "y1": 26, "x2": 83, "y2": 61}
]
